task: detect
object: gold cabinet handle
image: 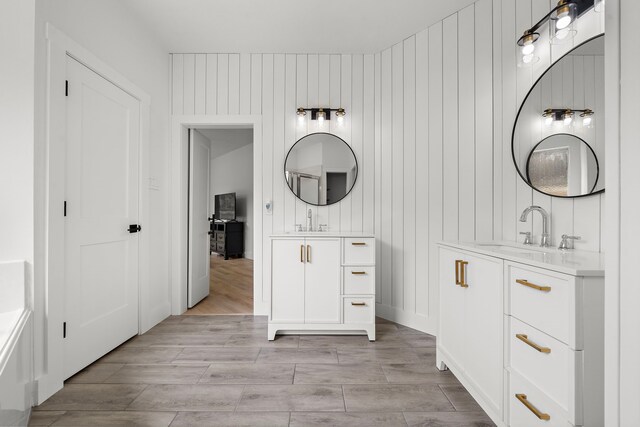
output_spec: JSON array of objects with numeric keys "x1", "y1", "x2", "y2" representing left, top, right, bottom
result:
[
  {"x1": 455, "y1": 260, "x2": 461, "y2": 285},
  {"x1": 351, "y1": 302, "x2": 366, "y2": 306},
  {"x1": 351, "y1": 271, "x2": 366, "y2": 275},
  {"x1": 351, "y1": 242, "x2": 366, "y2": 246},
  {"x1": 307, "y1": 245, "x2": 311, "y2": 263},
  {"x1": 300, "y1": 244, "x2": 305, "y2": 263},
  {"x1": 516, "y1": 279, "x2": 551, "y2": 292},
  {"x1": 459, "y1": 261, "x2": 469, "y2": 288},
  {"x1": 515, "y1": 394, "x2": 550, "y2": 421},
  {"x1": 516, "y1": 334, "x2": 551, "y2": 354}
]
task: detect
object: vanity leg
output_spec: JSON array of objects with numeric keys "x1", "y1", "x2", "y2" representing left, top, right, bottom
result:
[
  {"x1": 366, "y1": 326, "x2": 376, "y2": 341},
  {"x1": 267, "y1": 326, "x2": 277, "y2": 341},
  {"x1": 436, "y1": 354, "x2": 449, "y2": 371}
]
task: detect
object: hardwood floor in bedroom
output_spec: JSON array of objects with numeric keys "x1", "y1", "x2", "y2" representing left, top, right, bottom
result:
[
  {"x1": 30, "y1": 316, "x2": 495, "y2": 426},
  {"x1": 186, "y1": 255, "x2": 253, "y2": 315}
]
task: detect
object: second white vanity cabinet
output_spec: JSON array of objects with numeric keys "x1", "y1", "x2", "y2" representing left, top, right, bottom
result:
[
  {"x1": 438, "y1": 242, "x2": 604, "y2": 427},
  {"x1": 269, "y1": 234, "x2": 376, "y2": 340}
]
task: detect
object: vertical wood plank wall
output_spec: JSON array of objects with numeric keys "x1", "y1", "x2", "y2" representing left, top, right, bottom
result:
[{"x1": 170, "y1": 0, "x2": 605, "y2": 333}]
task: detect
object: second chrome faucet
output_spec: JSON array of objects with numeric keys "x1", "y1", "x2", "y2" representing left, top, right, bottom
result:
[{"x1": 519, "y1": 206, "x2": 551, "y2": 247}]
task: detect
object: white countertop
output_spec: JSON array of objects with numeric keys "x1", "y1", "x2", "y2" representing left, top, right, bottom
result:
[
  {"x1": 438, "y1": 241, "x2": 605, "y2": 277},
  {"x1": 270, "y1": 232, "x2": 376, "y2": 238}
]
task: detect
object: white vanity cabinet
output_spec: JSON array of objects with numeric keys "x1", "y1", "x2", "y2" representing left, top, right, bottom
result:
[
  {"x1": 438, "y1": 247, "x2": 504, "y2": 419},
  {"x1": 438, "y1": 242, "x2": 604, "y2": 427},
  {"x1": 269, "y1": 234, "x2": 376, "y2": 340}
]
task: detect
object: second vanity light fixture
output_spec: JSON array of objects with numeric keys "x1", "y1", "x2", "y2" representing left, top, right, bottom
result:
[
  {"x1": 517, "y1": 0, "x2": 596, "y2": 66},
  {"x1": 297, "y1": 107, "x2": 346, "y2": 126},
  {"x1": 543, "y1": 108, "x2": 594, "y2": 127}
]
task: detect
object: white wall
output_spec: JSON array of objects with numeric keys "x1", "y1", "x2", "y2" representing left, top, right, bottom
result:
[
  {"x1": 34, "y1": 0, "x2": 171, "y2": 402},
  {"x1": 169, "y1": 0, "x2": 605, "y2": 334},
  {"x1": 0, "y1": 0, "x2": 35, "y2": 285},
  {"x1": 207, "y1": 133, "x2": 254, "y2": 259}
]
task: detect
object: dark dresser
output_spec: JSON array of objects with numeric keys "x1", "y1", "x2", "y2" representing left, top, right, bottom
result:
[{"x1": 210, "y1": 221, "x2": 244, "y2": 259}]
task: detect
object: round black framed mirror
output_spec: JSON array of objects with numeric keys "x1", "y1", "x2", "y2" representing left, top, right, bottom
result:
[
  {"x1": 284, "y1": 132, "x2": 358, "y2": 206},
  {"x1": 512, "y1": 34, "x2": 604, "y2": 198}
]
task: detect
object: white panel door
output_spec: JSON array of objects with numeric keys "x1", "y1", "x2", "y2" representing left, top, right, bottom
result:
[
  {"x1": 188, "y1": 130, "x2": 211, "y2": 307},
  {"x1": 64, "y1": 56, "x2": 140, "y2": 379},
  {"x1": 438, "y1": 248, "x2": 465, "y2": 365},
  {"x1": 271, "y1": 239, "x2": 305, "y2": 323},
  {"x1": 304, "y1": 239, "x2": 341, "y2": 323},
  {"x1": 463, "y1": 253, "x2": 503, "y2": 415}
]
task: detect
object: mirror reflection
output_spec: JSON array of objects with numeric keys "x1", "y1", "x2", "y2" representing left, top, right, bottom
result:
[
  {"x1": 513, "y1": 34, "x2": 604, "y2": 198},
  {"x1": 284, "y1": 133, "x2": 357, "y2": 206},
  {"x1": 527, "y1": 134, "x2": 598, "y2": 197}
]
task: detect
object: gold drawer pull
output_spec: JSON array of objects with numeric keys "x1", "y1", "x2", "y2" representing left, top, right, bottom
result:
[
  {"x1": 516, "y1": 334, "x2": 551, "y2": 354},
  {"x1": 351, "y1": 302, "x2": 366, "y2": 306},
  {"x1": 515, "y1": 394, "x2": 550, "y2": 421},
  {"x1": 300, "y1": 245, "x2": 304, "y2": 263},
  {"x1": 455, "y1": 260, "x2": 461, "y2": 285},
  {"x1": 459, "y1": 261, "x2": 469, "y2": 288},
  {"x1": 351, "y1": 242, "x2": 366, "y2": 246},
  {"x1": 351, "y1": 271, "x2": 366, "y2": 275},
  {"x1": 307, "y1": 245, "x2": 311, "y2": 263},
  {"x1": 516, "y1": 279, "x2": 551, "y2": 292}
]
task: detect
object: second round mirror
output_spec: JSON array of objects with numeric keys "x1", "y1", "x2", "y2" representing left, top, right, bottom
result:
[{"x1": 284, "y1": 133, "x2": 357, "y2": 206}]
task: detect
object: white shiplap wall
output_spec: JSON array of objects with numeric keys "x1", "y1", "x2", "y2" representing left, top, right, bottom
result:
[
  {"x1": 171, "y1": 52, "x2": 376, "y2": 318},
  {"x1": 170, "y1": 0, "x2": 605, "y2": 333}
]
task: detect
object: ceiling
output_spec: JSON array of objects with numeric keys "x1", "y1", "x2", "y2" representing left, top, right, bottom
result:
[
  {"x1": 197, "y1": 128, "x2": 253, "y2": 159},
  {"x1": 121, "y1": 0, "x2": 477, "y2": 54}
]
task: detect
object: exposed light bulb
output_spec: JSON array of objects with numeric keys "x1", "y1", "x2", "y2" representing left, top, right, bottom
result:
[
  {"x1": 335, "y1": 108, "x2": 345, "y2": 126},
  {"x1": 563, "y1": 111, "x2": 573, "y2": 125},
  {"x1": 317, "y1": 110, "x2": 325, "y2": 125},
  {"x1": 521, "y1": 43, "x2": 535, "y2": 56},
  {"x1": 545, "y1": 116, "x2": 553, "y2": 126},
  {"x1": 556, "y1": 14, "x2": 572, "y2": 30},
  {"x1": 296, "y1": 108, "x2": 306, "y2": 126},
  {"x1": 298, "y1": 114, "x2": 305, "y2": 125},
  {"x1": 582, "y1": 116, "x2": 592, "y2": 126},
  {"x1": 337, "y1": 115, "x2": 344, "y2": 125}
]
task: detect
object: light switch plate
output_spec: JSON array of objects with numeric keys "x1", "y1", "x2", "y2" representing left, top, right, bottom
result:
[{"x1": 265, "y1": 200, "x2": 273, "y2": 215}]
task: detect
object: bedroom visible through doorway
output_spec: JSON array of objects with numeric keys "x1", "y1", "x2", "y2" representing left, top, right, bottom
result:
[{"x1": 186, "y1": 127, "x2": 254, "y2": 315}]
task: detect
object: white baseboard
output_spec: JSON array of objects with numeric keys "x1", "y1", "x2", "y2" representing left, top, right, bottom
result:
[{"x1": 375, "y1": 303, "x2": 437, "y2": 336}]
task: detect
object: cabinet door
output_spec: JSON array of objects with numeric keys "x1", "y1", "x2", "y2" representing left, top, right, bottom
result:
[
  {"x1": 304, "y1": 238, "x2": 341, "y2": 323},
  {"x1": 439, "y1": 247, "x2": 466, "y2": 363},
  {"x1": 462, "y1": 253, "x2": 503, "y2": 415},
  {"x1": 271, "y1": 239, "x2": 305, "y2": 323}
]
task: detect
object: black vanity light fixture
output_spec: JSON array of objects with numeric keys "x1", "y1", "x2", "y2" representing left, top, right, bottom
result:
[
  {"x1": 543, "y1": 108, "x2": 594, "y2": 127},
  {"x1": 297, "y1": 107, "x2": 346, "y2": 126},
  {"x1": 517, "y1": 0, "x2": 603, "y2": 67}
]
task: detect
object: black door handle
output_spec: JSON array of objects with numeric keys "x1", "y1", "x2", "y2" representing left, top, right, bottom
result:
[{"x1": 128, "y1": 224, "x2": 142, "y2": 233}]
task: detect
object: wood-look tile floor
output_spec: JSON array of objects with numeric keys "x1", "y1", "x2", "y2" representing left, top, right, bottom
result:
[
  {"x1": 186, "y1": 255, "x2": 253, "y2": 315},
  {"x1": 30, "y1": 316, "x2": 496, "y2": 426}
]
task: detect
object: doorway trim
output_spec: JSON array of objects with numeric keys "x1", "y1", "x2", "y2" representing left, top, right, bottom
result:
[
  {"x1": 40, "y1": 24, "x2": 150, "y2": 403},
  {"x1": 170, "y1": 115, "x2": 266, "y2": 315}
]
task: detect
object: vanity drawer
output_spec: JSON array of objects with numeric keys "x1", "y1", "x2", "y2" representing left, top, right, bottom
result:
[
  {"x1": 343, "y1": 296, "x2": 375, "y2": 324},
  {"x1": 507, "y1": 264, "x2": 574, "y2": 345},
  {"x1": 216, "y1": 242, "x2": 225, "y2": 252},
  {"x1": 343, "y1": 238, "x2": 375, "y2": 265},
  {"x1": 343, "y1": 267, "x2": 375, "y2": 294},
  {"x1": 509, "y1": 316, "x2": 576, "y2": 413},
  {"x1": 509, "y1": 370, "x2": 569, "y2": 427}
]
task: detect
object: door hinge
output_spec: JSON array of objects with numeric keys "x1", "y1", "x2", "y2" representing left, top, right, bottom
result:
[
  {"x1": 65, "y1": 80, "x2": 69, "y2": 97},
  {"x1": 63, "y1": 322, "x2": 67, "y2": 338},
  {"x1": 64, "y1": 201, "x2": 67, "y2": 217}
]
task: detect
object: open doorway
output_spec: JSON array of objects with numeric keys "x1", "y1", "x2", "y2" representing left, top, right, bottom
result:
[{"x1": 186, "y1": 127, "x2": 254, "y2": 315}]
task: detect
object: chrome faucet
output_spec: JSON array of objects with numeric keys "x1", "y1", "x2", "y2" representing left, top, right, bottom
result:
[
  {"x1": 307, "y1": 209, "x2": 313, "y2": 232},
  {"x1": 519, "y1": 206, "x2": 551, "y2": 247}
]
